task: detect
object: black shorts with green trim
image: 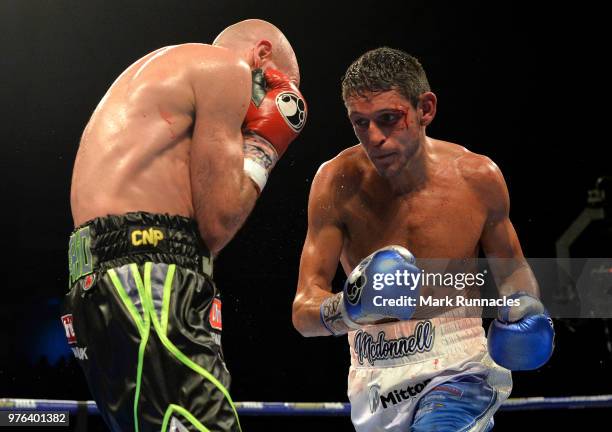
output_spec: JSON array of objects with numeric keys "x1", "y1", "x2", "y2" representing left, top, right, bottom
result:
[{"x1": 62, "y1": 212, "x2": 241, "y2": 432}]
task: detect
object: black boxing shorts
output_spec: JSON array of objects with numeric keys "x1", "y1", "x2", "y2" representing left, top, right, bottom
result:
[{"x1": 61, "y1": 212, "x2": 241, "y2": 432}]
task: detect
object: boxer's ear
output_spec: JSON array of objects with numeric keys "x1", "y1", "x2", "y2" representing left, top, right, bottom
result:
[
  {"x1": 252, "y1": 40, "x2": 272, "y2": 67},
  {"x1": 418, "y1": 92, "x2": 437, "y2": 126}
]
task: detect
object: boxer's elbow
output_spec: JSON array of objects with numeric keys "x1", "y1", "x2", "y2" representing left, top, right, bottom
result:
[
  {"x1": 292, "y1": 296, "x2": 320, "y2": 337},
  {"x1": 201, "y1": 204, "x2": 251, "y2": 250},
  {"x1": 291, "y1": 301, "x2": 306, "y2": 335},
  {"x1": 292, "y1": 299, "x2": 310, "y2": 337},
  {"x1": 198, "y1": 220, "x2": 234, "y2": 255},
  {"x1": 197, "y1": 198, "x2": 257, "y2": 254}
]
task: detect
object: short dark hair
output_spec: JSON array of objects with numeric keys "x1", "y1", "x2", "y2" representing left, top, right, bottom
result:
[{"x1": 341, "y1": 47, "x2": 431, "y2": 108}]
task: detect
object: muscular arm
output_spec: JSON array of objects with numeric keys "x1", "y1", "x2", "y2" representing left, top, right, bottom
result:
[
  {"x1": 190, "y1": 52, "x2": 259, "y2": 254},
  {"x1": 292, "y1": 163, "x2": 345, "y2": 337},
  {"x1": 477, "y1": 157, "x2": 539, "y2": 298},
  {"x1": 479, "y1": 159, "x2": 554, "y2": 371}
]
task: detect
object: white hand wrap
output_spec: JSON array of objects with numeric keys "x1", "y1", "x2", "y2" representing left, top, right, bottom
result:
[{"x1": 243, "y1": 133, "x2": 278, "y2": 193}]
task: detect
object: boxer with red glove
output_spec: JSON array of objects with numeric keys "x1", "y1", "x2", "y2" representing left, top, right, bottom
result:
[
  {"x1": 242, "y1": 68, "x2": 307, "y2": 192},
  {"x1": 68, "y1": 19, "x2": 306, "y2": 432}
]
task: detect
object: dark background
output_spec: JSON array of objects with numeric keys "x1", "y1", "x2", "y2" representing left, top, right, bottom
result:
[{"x1": 1, "y1": 0, "x2": 610, "y2": 430}]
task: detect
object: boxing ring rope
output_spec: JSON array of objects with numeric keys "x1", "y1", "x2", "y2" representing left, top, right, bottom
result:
[{"x1": 2, "y1": 396, "x2": 612, "y2": 416}]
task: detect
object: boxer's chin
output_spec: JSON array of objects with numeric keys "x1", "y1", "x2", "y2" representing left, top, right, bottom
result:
[{"x1": 371, "y1": 156, "x2": 401, "y2": 178}]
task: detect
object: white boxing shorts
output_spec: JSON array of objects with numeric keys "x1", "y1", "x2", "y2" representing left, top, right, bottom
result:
[{"x1": 347, "y1": 317, "x2": 512, "y2": 432}]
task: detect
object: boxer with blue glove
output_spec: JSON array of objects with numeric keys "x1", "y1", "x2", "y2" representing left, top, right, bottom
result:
[
  {"x1": 292, "y1": 47, "x2": 549, "y2": 431},
  {"x1": 319, "y1": 245, "x2": 422, "y2": 335}
]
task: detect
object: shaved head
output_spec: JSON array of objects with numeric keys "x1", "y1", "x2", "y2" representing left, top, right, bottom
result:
[{"x1": 214, "y1": 19, "x2": 300, "y2": 86}]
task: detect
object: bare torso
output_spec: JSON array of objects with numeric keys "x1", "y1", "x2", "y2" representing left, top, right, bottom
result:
[
  {"x1": 294, "y1": 134, "x2": 522, "y2": 336},
  {"x1": 332, "y1": 140, "x2": 488, "y2": 300},
  {"x1": 71, "y1": 44, "x2": 211, "y2": 226}
]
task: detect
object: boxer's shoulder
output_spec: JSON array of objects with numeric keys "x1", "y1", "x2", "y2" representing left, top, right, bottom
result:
[
  {"x1": 173, "y1": 43, "x2": 250, "y2": 82},
  {"x1": 313, "y1": 145, "x2": 369, "y2": 195},
  {"x1": 174, "y1": 45, "x2": 250, "y2": 111},
  {"x1": 168, "y1": 43, "x2": 242, "y2": 62},
  {"x1": 430, "y1": 139, "x2": 500, "y2": 184},
  {"x1": 335, "y1": 145, "x2": 373, "y2": 179},
  {"x1": 123, "y1": 44, "x2": 249, "y2": 98},
  {"x1": 429, "y1": 139, "x2": 506, "y2": 206},
  {"x1": 134, "y1": 44, "x2": 243, "y2": 69},
  {"x1": 448, "y1": 144, "x2": 507, "y2": 210}
]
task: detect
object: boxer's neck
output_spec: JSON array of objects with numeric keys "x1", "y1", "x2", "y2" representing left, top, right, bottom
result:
[{"x1": 387, "y1": 135, "x2": 434, "y2": 194}]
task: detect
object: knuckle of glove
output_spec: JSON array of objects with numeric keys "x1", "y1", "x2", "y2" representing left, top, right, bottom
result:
[
  {"x1": 380, "y1": 245, "x2": 416, "y2": 264},
  {"x1": 488, "y1": 309, "x2": 555, "y2": 370},
  {"x1": 343, "y1": 245, "x2": 420, "y2": 324},
  {"x1": 244, "y1": 73, "x2": 307, "y2": 157}
]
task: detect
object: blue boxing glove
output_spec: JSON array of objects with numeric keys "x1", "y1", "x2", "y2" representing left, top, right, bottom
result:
[
  {"x1": 487, "y1": 292, "x2": 555, "y2": 370},
  {"x1": 320, "y1": 245, "x2": 422, "y2": 335}
]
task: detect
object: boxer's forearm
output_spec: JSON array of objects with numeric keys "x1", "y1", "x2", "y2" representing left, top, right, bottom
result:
[
  {"x1": 192, "y1": 135, "x2": 260, "y2": 255},
  {"x1": 203, "y1": 134, "x2": 281, "y2": 253},
  {"x1": 292, "y1": 289, "x2": 338, "y2": 337},
  {"x1": 494, "y1": 260, "x2": 540, "y2": 298},
  {"x1": 202, "y1": 175, "x2": 259, "y2": 255}
]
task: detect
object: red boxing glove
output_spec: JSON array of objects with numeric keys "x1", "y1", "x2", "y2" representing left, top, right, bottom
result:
[{"x1": 243, "y1": 68, "x2": 307, "y2": 158}]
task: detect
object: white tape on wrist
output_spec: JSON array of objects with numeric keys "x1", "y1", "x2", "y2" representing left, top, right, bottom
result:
[
  {"x1": 320, "y1": 292, "x2": 360, "y2": 336},
  {"x1": 244, "y1": 158, "x2": 269, "y2": 192}
]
